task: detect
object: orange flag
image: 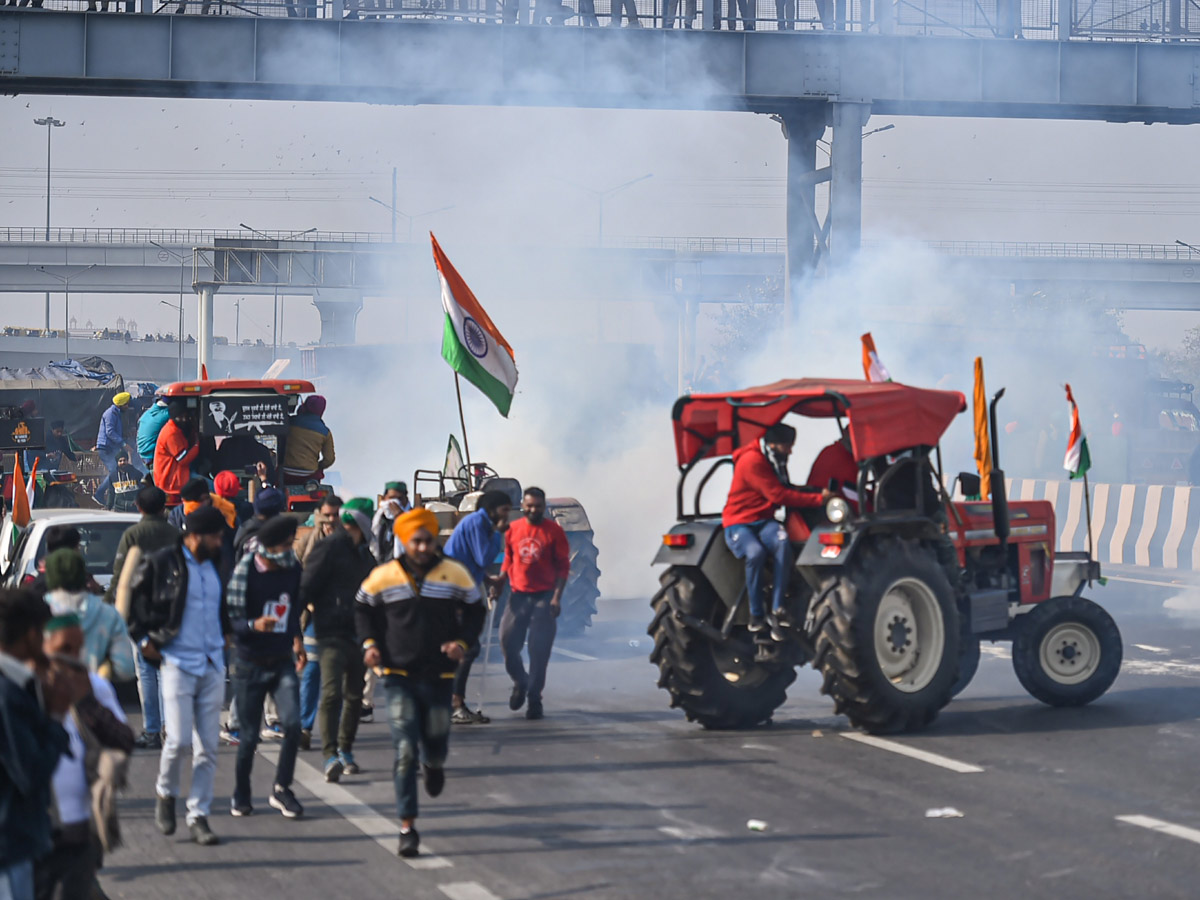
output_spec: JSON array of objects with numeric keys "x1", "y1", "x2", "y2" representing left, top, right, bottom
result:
[
  {"x1": 972, "y1": 357, "x2": 992, "y2": 500},
  {"x1": 10, "y1": 454, "x2": 31, "y2": 528}
]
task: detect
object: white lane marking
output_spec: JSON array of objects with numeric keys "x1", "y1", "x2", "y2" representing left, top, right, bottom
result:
[
  {"x1": 980, "y1": 645, "x2": 1011, "y2": 660},
  {"x1": 1135, "y1": 485, "x2": 1164, "y2": 567},
  {"x1": 1108, "y1": 484, "x2": 1138, "y2": 565},
  {"x1": 257, "y1": 745, "x2": 452, "y2": 869},
  {"x1": 1121, "y1": 658, "x2": 1200, "y2": 678},
  {"x1": 552, "y1": 646, "x2": 598, "y2": 661},
  {"x1": 658, "y1": 824, "x2": 724, "y2": 840},
  {"x1": 1133, "y1": 643, "x2": 1171, "y2": 654},
  {"x1": 1164, "y1": 486, "x2": 1191, "y2": 569},
  {"x1": 1117, "y1": 814, "x2": 1200, "y2": 846},
  {"x1": 1107, "y1": 574, "x2": 1190, "y2": 589},
  {"x1": 839, "y1": 733, "x2": 984, "y2": 774},
  {"x1": 439, "y1": 882, "x2": 503, "y2": 900}
]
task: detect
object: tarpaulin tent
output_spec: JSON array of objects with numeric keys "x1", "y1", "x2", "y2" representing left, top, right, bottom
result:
[{"x1": 0, "y1": 357, "x2": 125, "y2": 449}]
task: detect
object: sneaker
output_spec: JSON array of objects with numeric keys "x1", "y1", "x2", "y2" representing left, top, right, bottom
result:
[
  {"x1": 230, "y1": 798, "x2": 253, "y2": 817},
  {"x1": 188, "y1": 816, "x2": 219, "y2": 846},
  {"x1": 767, "y1": 613, "x2": 787, "y2": 643},
  {"x1": 299, "y1": 729, "x2": 311, "y2": 751},
  {"x1": 747, "y1": 615, "x2": 768, "y2": 633},
  {"x1": 452, "y1": 705, "x2": 490, "y2": 725},
  {"x1": 324, "y1": 756, "x2": 344, "y2": 783},
  {"x1": 360, "y1": 704, "x2": 374, "y2": 724},
  {"x1": 339, "y1": 750, "x2": 360, "y2": 775},
  {"x1": 526, "y1": 700, "x2": 544, "y2": 720},
  {"x1": 155, "y1": 795, "x2": 176, "y2": 836},
  {"x1": 134, "y1": 731, "x2": 162, "y2": 751},
  {"x1": 398, "y1": 827, "x2": 420, "y2": 858},
  {"x1": 423, "y1": 764, "x2": 445, "y2": 798},
  {"x1": 509, "y1": 683, "x2": 527, "y2": 711},
  {"x1": 261, "y1": 723, "x2": 284, "y2": 741},
  {"x1": 219, "y1": 727, "x2": 240, "y2": 746},
  {"x1": 269, "y1": 785, "x2": 303, "y2": 819},
  {"x1": 773, "y1": 607, "x2": 795, "y2": 629}
]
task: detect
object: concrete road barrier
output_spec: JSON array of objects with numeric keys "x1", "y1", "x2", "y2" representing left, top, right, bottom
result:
[{"x1": 1005, "y1": 479, "x2": 1200, "y2": 570}]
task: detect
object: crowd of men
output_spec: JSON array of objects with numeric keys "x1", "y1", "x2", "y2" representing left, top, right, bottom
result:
[{"x1": 0, "y1": 392, "x2": 575, "y2": 896}]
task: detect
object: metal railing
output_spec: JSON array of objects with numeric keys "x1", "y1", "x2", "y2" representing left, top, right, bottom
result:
[
  {"x1": 3, "y1": 0, "x2": 1196, "y2": 38},
  {"x1": 0, "y1": 226, "x2": 398, "y2": 245}
]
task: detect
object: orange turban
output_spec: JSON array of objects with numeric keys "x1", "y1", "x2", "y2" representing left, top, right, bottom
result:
[{"x1": 393, "y1": 507, "x2": 439, "y2": 545}]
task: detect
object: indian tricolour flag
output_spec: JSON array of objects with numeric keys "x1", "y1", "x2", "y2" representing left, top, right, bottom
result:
[
  {"x1": 431, "y1": 234, "x2": 518, "y2": 418},
  {"x1": 861, "y1": 333, "x2": 891, "y2": 383},
  {"x1": 1064, "y1": 384, "x2": 1092, "y2": 479}
]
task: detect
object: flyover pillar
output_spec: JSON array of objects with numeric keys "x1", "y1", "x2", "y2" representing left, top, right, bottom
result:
[
  {"x1": 781, "y1": 106, "x2": 828, "y2": 329},
  {"x1": 312, "y1": 289, "x2": 364, "y2": 345},
  {"x1": 829, "y1": 102, "x2": 870, "y2": 265},
  {"x1": 197, "y1": 285, "x2": 215, "y2": 378}
]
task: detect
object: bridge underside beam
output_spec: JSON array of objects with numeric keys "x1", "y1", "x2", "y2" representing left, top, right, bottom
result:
[{"x1": 3, "y1": 14, "x2": 1200, "y2": 123}]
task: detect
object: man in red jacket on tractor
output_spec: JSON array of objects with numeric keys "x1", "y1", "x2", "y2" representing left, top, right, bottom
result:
[{"x1": 722, "y1": 423, "x2": 831, "y2": 640}]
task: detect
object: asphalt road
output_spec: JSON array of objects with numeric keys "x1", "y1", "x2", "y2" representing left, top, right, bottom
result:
[{"x1": 102, "y1": 572, "x2": 1200, "y2": 899}]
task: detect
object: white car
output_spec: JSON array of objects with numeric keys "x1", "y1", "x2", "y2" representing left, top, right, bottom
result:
[{"x1": 0, "y1": 509, "x2": 141, "y2": 590}]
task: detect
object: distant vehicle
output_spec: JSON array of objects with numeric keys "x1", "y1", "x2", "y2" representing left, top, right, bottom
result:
[{"x1": 0, "y1": 509, "x2": 141, "y2": 590}]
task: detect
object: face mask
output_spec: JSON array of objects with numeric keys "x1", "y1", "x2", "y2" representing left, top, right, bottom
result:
[{"x1": 260, "y1": 548, "x2": 294, "y2": 564}]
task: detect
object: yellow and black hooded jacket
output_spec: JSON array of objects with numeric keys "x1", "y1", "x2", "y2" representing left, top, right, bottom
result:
[{"x1": 355, "y1": 554, "x2": 484, "y2": 681}]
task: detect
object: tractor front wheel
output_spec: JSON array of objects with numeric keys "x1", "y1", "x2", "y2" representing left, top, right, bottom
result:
[
  {"x1": 649, "y1": 567, "x2": 796, "y2": 729},
  {"x1": 1011, "y1": 596, "x2": 1122, "y2": 707}
]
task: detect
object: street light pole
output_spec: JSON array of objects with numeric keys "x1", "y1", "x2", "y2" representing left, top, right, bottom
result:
[
  {"x1": 34, "y1": 116, "x2": 65, "y2": 331},
  {"x1": 38, "y1": 264, "x2": 96, "y2": 361},
  {"x1": 367, "y1": 197, "x2": 455, "y2": 243},
  {"x1": 559, "y1": 173, "x2": 654, "y2": 246},
  {"x1": 149, "y1": 240, "x2": 187, "y2": 381}
]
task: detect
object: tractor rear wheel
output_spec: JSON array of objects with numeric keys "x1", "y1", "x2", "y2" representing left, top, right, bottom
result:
[
  {"x1": 648, "y1": 567, "x2": 796, "y2": 729},
  {"x1": 558, "y1": 531, "x2": 601, "y2": 636},
  {"x1": 1011, "y1": 596, "x2": 1122, "y2": 707},
  {"x1": 809, "y1": 537, "x2": 960, "y2": 734}
]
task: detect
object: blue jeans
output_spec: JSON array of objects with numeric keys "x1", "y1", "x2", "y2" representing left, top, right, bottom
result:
[
  {"x1": 724, "y1": 520, "x2": 793, "y2": 619},
  {"x1": 96, "y1": 445, "x2": 121, "y2": 479},
  {"x1": 384, "y1": 675, "x2": 452, "y2": 822},
  {"x1": 0, "y1": 860, "x2": 33, "y2": 900},
  {"x1": 136, "y1": 647, "x2": 163, "y2": 734},
  {"x1": 300, "y1": 646, "x2": 320, "y2": 732},
  {"x1": 231, "y1": 658, "x2": 301, "y2": 803}
]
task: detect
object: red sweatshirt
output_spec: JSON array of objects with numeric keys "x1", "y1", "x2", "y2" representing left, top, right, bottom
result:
[
  {"x1": 153, "y1": 419, "x2": 199, "y2": 505},
  {"x1": 722, "y1": 442, "x2": 821, "y2": 528},
  {"x1": 503, "y1": 516, "x2": 571, "y2": 594}
]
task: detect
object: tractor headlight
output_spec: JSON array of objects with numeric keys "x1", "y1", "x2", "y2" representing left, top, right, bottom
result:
[{"x1": 826, "y1": 496, "x2": 851, "y2": 525}]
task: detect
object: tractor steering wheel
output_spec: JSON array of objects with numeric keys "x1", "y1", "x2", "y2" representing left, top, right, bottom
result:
[{"x1": 456, "y1": 463, "x2": 500, "y2": 491}]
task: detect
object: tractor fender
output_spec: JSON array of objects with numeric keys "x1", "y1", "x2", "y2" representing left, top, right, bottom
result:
[{"x1": 654, "y1": 521, "x2": 744, "y2": 605}]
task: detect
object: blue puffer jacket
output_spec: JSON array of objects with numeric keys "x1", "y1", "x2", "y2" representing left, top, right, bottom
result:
[
  {"x1": 0, "y1": 665, "x2": 70, "y2": 867},
  {"x1": 137, "y1": 402, "x2": 170, "y2": 466}
]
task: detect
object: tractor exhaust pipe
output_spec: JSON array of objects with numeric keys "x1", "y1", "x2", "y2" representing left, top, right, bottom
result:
[{"x1": 988, "y1": 388, "x2": 1010, "y2": 549}]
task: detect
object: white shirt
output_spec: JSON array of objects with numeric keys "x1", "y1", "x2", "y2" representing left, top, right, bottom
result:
[{"x1": 52, "y1": 673, "x2": 126, "y2": 826}]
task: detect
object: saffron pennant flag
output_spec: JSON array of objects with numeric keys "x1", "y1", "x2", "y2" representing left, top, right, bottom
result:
[
  {"x1": 431, "y1": 234, "x2": 518, "y2": 417},
  {"x1": 10, "y1": 454, "x2": 31, "y2": 529},
  {"x1": 972, "y1": 357, "x2": 992, "y2": 499},
  {"x1": 861, "y1": 333, "x2": 892, "y2": 383},
  {"x1": 1064, "y1": 384, "x2": 1092, "y2": 480}
]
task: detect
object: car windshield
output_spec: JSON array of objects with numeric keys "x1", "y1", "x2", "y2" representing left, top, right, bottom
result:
[{"x1": 36, "y1": 521, "x2": 130, "y2": 577}]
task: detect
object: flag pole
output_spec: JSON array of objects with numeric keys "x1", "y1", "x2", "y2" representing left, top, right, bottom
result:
[
  {"x1": 1082, "y1": 469, "x2": 1095, "y2": 584},
  {"x1": 454, "y1": 373, "x2": 474, "y2": 488}
]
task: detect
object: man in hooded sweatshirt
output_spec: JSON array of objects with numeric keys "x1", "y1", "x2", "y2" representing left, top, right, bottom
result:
[
  {"x1": 137, "y1": 398, "x2": 170, "y2": 472},
  {"x1": 42, "y1": 549, "x2": 135, "y2": 685},
  {"x1": 93, "y1": 392, "x2": 133, "y2": 480},
  {"x1": 722, "y1": 423, "x2": 831, "y2": 639},
  {"x1": 282, "y1": 395, "x2": 335, "y2": 482},
  {"x1": 154, "y1": 401, "x2": 199, "y2": 507}
]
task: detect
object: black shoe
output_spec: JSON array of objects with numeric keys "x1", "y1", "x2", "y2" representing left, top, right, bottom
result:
[
  {"x1": 773, "y1": 607, "x2": 795, "y2": 629},
  {"x1": 525, "y1": 700, "x2": 544, "y2": 720},
  {"x1": 155, "y1": 795, "x2": 176, "y2": 836},
  {"x1": 189, "y1": 816, "x2": 219, "y2": 846},
  {"x1": 134, "y1": 731, "x2": 162, "y2": 751},
  {"x1": 269, "y1": 785, "x2": 304, "y2": 819},
  {"x1": 230, "y1": 797, "x2": 253, "y2": 817},
  {"x1": 398, "y1": 827, "x2": 420, "y2": 858},
  {"x1": 767, "y1": 613, "x2": 787, "y2": 643},
  {"x1": 360, "y1": 705, "x2": 374, "y2": 724},
  {"x1": 509, "y1": 683, "x2": 527, "y2": 711},
  {"x1": 747, "y1": 615, "x2": 768, "y2": 633},
  {"x1": 423, "y1": 765, "x2": 445, "y2": 798},
  {"x1": 299, "y1": 729, "x2": 311, "y2": 751}
]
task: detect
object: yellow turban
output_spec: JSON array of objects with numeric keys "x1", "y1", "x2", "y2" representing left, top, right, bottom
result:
[
  {"x1": 113, "y1": 392, "x2": 131, "y2": 407},
  {"x1": 393, "y1": 507, "x2": 439, "y2": 545}
]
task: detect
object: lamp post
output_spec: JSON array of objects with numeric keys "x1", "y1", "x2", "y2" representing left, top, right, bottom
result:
[
  {"x1": 38, "y1": 264, "x2": 97, "y2": 360},
  {"x1": 367, "y1": 197, "x2": 455, "y2": 243},
  {"x1": 149, "y1": 240, "x2": 187, "y2": 381},
  {"x1": 238, "y1": 226, "x2": 317, "y2": 359},
  {"x1": 559, "y1": 173, "x2": 654, "y2": 246},
  {"x1": 34, "y1": 116, "x2": 65, "y2": 331}
]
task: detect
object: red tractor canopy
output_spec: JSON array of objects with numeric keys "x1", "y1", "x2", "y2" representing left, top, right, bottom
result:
[{"x1": 673, "y1": 378, "x2": 967, "y2": 467}]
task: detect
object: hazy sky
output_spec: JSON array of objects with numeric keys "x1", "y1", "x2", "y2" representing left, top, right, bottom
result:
[{"x1": 3, "y1": 93, "x2": 1199, "y2": 349}]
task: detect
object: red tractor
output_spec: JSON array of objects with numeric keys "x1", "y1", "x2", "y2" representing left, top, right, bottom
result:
[
  {"x1": 650, "y1": 378, "x2": 1122, "y2": 734},
  {"x1": 157, "y1": 378, "x2": 334, "y2": 512}
]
